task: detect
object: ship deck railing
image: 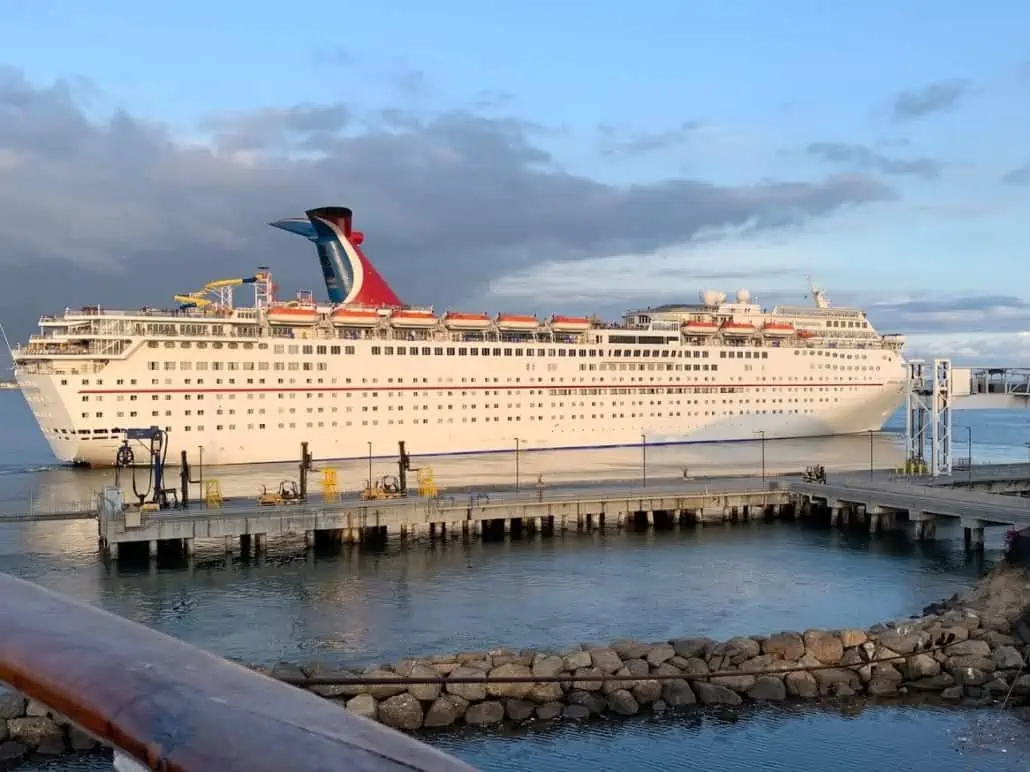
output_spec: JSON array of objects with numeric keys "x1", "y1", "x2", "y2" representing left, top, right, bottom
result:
[{"x1": 0, "y1": 572, "x2": 474, "y2": 771}]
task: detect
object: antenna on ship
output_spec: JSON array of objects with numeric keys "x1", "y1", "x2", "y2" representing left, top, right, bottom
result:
[
  {"x1": 0, "y1": 321, "x2": 13, "y2": 362},
  {"x1": 806, "y1": 275, "x2": 830, "y2": 310}
]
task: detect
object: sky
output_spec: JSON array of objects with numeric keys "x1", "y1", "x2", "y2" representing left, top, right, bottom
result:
[{"x1": 1, "y1": 0, "x2": 1029, "y2": 365}]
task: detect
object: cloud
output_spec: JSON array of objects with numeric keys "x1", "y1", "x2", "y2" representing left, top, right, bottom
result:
[
  {"x1": 0, "y1": 66, "x2": 895, "y2": 351},
  {"x1": 866, "y1": 294, "x2": 1030, "y2": 335},
  {"x1": 598, "y1": 121, "x2": 701, "y2": 156},
  {"x1": 1002, "y1": 161, "x2": 1030, "y2": 185},
  {"x1": 890, "y1": 79, "x2": 969, "y2": 121},
  {"x1": 905, "y1": 332, "x2": 1030, "y2": 367},
  {"x1": 807, "y1": 141, "x2": 942, "y2": 179}
]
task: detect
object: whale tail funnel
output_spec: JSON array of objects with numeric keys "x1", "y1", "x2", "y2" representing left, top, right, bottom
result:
[{"x1": 269, "y1": 206, "x2": 403, "y2": 307}]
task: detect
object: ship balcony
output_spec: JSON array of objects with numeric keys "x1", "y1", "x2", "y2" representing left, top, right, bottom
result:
[{"x1": 0, "y1": 572, "x2": 473, "y2": 772}]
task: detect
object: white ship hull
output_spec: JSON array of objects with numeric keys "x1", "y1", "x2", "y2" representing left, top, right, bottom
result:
[{"x1": 15, "y1": 348, "x2": 906, "y2": 468}]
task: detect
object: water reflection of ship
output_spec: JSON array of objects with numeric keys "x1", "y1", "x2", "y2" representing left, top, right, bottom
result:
[{"x1": 4, "y1": 433, "x2": 907, "y2": 512}]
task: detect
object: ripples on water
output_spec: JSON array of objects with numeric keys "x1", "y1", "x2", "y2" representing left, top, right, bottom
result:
[{"x1": 4, "y1": 395, "x2": 1030, "y2": 770}]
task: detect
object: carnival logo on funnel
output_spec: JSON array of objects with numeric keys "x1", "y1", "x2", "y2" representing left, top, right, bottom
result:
[{"x1": 269, "y1": 206, "x2": 403, "y2": 307}]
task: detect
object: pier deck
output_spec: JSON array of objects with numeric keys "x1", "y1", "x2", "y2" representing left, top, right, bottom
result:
[{"x1": 97, "y1": 477, "x2": 789, "y2": 559}]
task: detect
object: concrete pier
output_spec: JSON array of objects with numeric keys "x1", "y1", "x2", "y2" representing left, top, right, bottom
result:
[{"x1": 96, "y1": 480, "x2": 791, "y2": 561}]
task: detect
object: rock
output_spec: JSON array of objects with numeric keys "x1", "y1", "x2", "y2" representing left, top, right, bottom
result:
[
  {"x1": 946, "y1": 655, "x2": 995, "y2": 673},
  {"x1": 406, "y1": 663, "x2": 444, "y2": 701},
  {"x1": 446, "y1": 666, "x2": 488, "y2": 702},
  {"x1": 24, "y1": 700, "x2": 48, "y2": 718},
  {"x1": 622, "y1": 659, "x2": 650, "y2": 677},
  {"x1": 662, "y1": 679, "x2": 696, "y2": 707},
  {"x1": 804, "y1": 630, "x2": 844, "y2": 663},
  {"x1": 878, "y1": 631, "x2": 929, "y2": 655},
  {"x1": 631, "y1": 679, "x2": 662, "y2": 705},
  {"x1": 563, "y1": 650, "x2": 592, "y2": 671},
  {"x1": 949, "y1": 666, "x2": 989, "y2": 686},
  {"x1": 536, "y1": 702, "x2": 564, "y2": 720},
  {"x1": 611, "y1": 639, "x2": 650, "y2": 660},
  {"x1": 364, "y1": 670, "x2": 408, "y2": 700},
  {"x1": 572, "y1": 667, "x2": 604, "y2": 691},
  {"x1": 567, "y1": 690, "x2": 607, "y2": 715},
  {"x1": 694, "y1": 682, "x2": 742, "y2": 706},
  {"x1": 724, "y1": 637, "x2": 761, "y2": 664},
  {"x1": 456, "y1": 651, "x2": 489, "y2": 664},
  {"x1": 785, "y1": 670, "x2": 819, "y2": 698},
  {"x1": 505, "y1": 699, "x2": 536, "y2": 721},
  {"x1": 6, "y1": 717, "x2": 62, "y2": 751},
  {"x1": 672, "y1": 637, "x2": 715, "y2": 660},
  {"x1": 646, "y1": 644, "x2": 676, "y2": 667},
  {"x1": 908, "y1": 673, "x2": 956, "y2": 691},
  {"x1": 0, "y1": 691, "x2": 25, "y2": 721},
  {"x1": 486, "y1": 663, "x2": 533, "y2": 699},
  {"x1": 1012, "y1": 674, "x2": 1030, "y2": 696},
  {"x1": 763, "y1": 632, "x2": 805, "y2": 661},
  {"x1": 563, "y1": 704, "x2": 591, "y2": 720},
  {"x1": 711, "y1": 674, "x2": 756, "y2": 693},
  {"x1": 983, "y1": 678, "x2": 1010, "y2": 695},
  {"x1": 424, "y1": 695, "x2": 468, "y2": 728},
  {"x1": 992, "y1": 646, "x2": 1025, "y2": 670},
  {"x1": 345, "y1": 694, "x2": 378, "y2": 721},
  {"x1": 839, "y1": 629, "x2": 868, "y2": 648},
  {"x1": 462, "y1": 659, "x2": 493, "y2": 673},
  {"x1": 945, "y1": 640, "x2": 992, "y2": 658},
  {"x1": 378, "y1": 693, "x2": 423, "y2": 731},
  {"x1": 681, "y1": 657, "x2": 710, "y2": 676},
  {"x1": 531, "y1": 655, "x2": 565, "y2": 678},
  {"x1": 668, "y1": 655, "x2": 690, "y2": 670},
  {"x1": 527, "y1": 681, "x2": 564, "y2": 704},
  {"x1": 608, "y1": 689, "x2": 640, "y2": 716},
  {"x1": 975, "y1": 630, "x2": 1017, "y2": 648},
  {"x1": 308, "y1": 669, "x2": 364, "y2": 698},
  {"x1": 271, "y1": 662, "x2": 306, "y2": 682},
  {"x1": 465, "y1": 701, "x2": 505, "y2": 726},
  {"x1": 832, "y1": 683, "x2": 856, "y2": 698},
  {"x1": 940, "y1": 685, "x2": 964, "y2": 700},
  {"x1": 747, "y1": 676, "x2": 786, "y2": 701},
  {"x1": 813, "y1": 667, "x2": 860, "y2": 695},
  {"x1": 902, "y1": 653, "x2": 940, "y2": 680},
  {"x1": 652, "y1": 662, "x2": 682, "y2": 678}
]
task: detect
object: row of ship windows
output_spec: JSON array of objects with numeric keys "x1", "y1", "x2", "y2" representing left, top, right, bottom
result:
[
  {"x1": 143, "y1": 339, "x2": 885, "y2": 362},
  {"x1": 61, "y1": 402, "x2": 843, "y2": 436},
  {"x1": 78, "y1": 394, "x2": 848, "y2": 420},
  {"x1": 78, "y1": 385, "x2": 869, "y2": 404}
]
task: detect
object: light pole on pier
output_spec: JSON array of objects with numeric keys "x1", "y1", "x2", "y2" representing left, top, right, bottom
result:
[
  {"x1": 514, "y1": 437, "x2": 521, "y2": 492},
  {"x1": 367, "y1": 441, "x2": 373, "y2": 489},
  {"x1": 868, "y1": 430, "x2": 874, "y2": 480},
  {"x1": 641, "y1": 432, "x2": 647, "y2": 489},
  {"x1": 966, "y1": 426, "x2": 973, "y2": 483},
  {"x1": 755, "y1": 430, "x2": 766, "y2": 483}
]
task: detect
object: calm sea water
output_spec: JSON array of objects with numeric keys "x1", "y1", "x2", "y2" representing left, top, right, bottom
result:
[{"x1": 2, "y1": 391, "x2": 1030, "y2": 771}]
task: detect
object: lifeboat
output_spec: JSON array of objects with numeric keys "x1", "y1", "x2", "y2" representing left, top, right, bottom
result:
[
  {"x1": 549, "y1": 315, "x2": 592, "y2": 333},
  {"x1": 496, "y1": 313, "x2": 540, "y2": 332},
  {"x1": 682, "y1": 319, "x2": 720, "y2": 336},
  {"x1": 330, "y1": 307, "x2": 380, "y2": 327},
  {"x1": 762, "y1": 322, "x2": 795, "y2": 337},
  {"x1": 721, "y1": 321, "x2": 756, "y2": 337},
  {"x1": 443, "y1": 312, "x2": 492, "y2": 331},
  {"x1": 390, "y1": 309, "x2": 438, "y2": 329},
  {"x1": 796, "y1": 329, "x2": 815, "y2": 339},
  {"x1": 267, "y1": 305, "x2": 320, "y2": 326}
]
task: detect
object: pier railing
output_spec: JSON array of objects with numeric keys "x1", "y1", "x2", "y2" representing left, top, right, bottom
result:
[{"x1": 0, "y1": 573, "x2": 475, "y2": 771}]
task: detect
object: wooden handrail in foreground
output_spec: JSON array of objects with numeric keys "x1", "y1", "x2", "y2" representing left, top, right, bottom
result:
[{"x1": 0, "y1": 573, "x2": 476, "y2": 771}]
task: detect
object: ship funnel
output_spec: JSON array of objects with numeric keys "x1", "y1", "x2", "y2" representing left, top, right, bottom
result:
[{"x1": 269, "y1": 207, "x2": 403, "y2": 307}]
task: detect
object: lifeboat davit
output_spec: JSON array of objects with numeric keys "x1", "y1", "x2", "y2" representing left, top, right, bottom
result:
[
  {"x1": 267, "y1": 305, "x2": 320, "y2": 326},
  {"x1": 330, "y1": 307, "x2": 379, "y2": 327},
  {"x1": 496, "y1": 313, "x2": 540, "y2": 332},
  {"x1": 762, "y1": 322, "x2": 795, "y2": 337},
  {"x1": 443, "y1": 312, "x2": 492, "y2": 331},
  {"x1": 549, "y1": 315, "x2": 592, "y2": 333},
  {"x1": 682, "y1": 320, "x2": 720, "y2": 336},
  {"x1": 721, "y1": 321, "x2": 756, "y2": 337},
  {"x1": 390, "y1": 309, "x2": 438, "y2": 329}
]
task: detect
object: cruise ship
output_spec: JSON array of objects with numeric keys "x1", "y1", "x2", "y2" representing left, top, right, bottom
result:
[{"x1": 12, "y1": 206, "x2": 908, "y2": 468}]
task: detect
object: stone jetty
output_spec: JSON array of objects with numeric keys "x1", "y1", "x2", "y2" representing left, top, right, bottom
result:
[
  {"x1": 3, "y1": 565, "x2": 1030, "y2": 763},
  {"x1": 263, "y1": 564, "x2": 1030, "y2": 732}
]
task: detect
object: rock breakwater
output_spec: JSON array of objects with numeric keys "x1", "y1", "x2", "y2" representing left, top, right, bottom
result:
[
  {"x1": 262, "y1": 565, "x2": 1030, "y2": 732},
  {"x1": 0, "y1": 691, "x2": 99, "y2": 767}
]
